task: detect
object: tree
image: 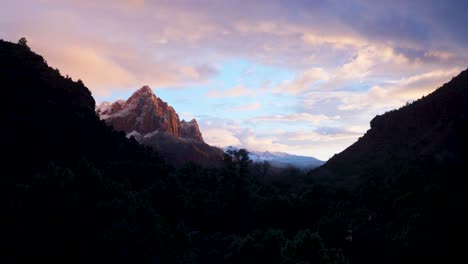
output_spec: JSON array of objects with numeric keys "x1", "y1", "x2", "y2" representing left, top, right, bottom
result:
[
  {"x1": 18, "y1": 37, "x2": 29, "y2": 48},
  {"x1": 284, "y1": 229, "x2": 324, "y2": 263},
  {"x1": 237, "y1": 148, "x2": 252, "y2": 177},
  {"x1": 224, "y1": 148, "x2": 252, "y2": 177}
]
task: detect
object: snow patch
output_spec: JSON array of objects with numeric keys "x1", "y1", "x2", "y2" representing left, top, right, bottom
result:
[
  {"x1": 144, "y1": 130, "x2": 160, "y2": 138},
  {"x1": 126, "y1": 131, "x2": 143, "y2": 141}
]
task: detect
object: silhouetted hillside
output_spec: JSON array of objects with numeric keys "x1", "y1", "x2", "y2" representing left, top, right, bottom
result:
[
  {"x1": 309, "y1": 68, "x2": 468, "y2": 263},
  {"x1": 0, "y1": 39, "x2": 171, "y2": 262},
  {"x1": 0, "y1": 39, "x2": 165, "y2": 174},
  {"x1": 316, "y1": 68, "x2": 468, "y2": 185}
]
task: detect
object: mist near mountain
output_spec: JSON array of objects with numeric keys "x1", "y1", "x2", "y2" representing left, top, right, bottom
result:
[{"x1": 225, "y1": 146, "x2": 324, "y2": 170}]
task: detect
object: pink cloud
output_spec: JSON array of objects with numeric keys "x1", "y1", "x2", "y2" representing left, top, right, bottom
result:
[
  {"x1": 274, "y1": 68, "x2": 328, "y2": 94},
  {"x1": 206, "y1": 85, "x2": 255, "y2": 98},
  {"x1": 255, "y1": 113, "x2": 339, "y2": 125},
  {"x1": 228, "y1": 102, "x2": 261, "y2": 112}
]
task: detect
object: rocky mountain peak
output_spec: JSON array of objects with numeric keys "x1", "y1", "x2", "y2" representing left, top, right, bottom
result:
[
  {"x1": 126, "y1": 86, "x2": 159, "y2": 109},
  {"x1": 129, "y1": 85, "x2": 155, "y2": 101},
  {"x1": 96, "y1": 86, "x2": 204, "y2": 142},
  {"x1": 180, "y1": 119, "x2": 203, "y2": 141},
  {"x1": 139, "y1": 85, "x2": 153, "y2": 93},
  {"x1": 94, "y1": 85, "x2": 221, "y2": 166}
]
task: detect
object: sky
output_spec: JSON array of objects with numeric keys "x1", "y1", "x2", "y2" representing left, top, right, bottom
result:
[{"x1": 1, "y1": 0, "x2": 468, "y2": 160}]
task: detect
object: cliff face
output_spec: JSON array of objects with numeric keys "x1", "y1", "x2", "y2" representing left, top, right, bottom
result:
[
  {"x1": 97, "y1": 86, "x2": 182, "y2": 138},
  {"x1": 96, "y1": 86, "x2": 223, "y2": 166},
  {"x1": 180, "y1": 119, "x2": 203, "y2": 142},
  {"x1": 97, "y1": 86, "x2": 204, "y2": 142}
]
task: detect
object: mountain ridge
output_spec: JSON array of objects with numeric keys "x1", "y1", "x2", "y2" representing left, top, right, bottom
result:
[
  {"x1": 97, "y1": 86, "x2": 203, "y2": 141},
  {"x1": 313, "y1": 67, "x2": 468, "y2": 185},
  {"x1": 97, "y1": 86, "x2": 224, "y2": 166},
  {"x1": 224, "y1": 146, "x2": 324, "y2": 169}
]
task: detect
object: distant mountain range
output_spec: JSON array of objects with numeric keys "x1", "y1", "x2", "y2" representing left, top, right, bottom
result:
[{"x1": 224, "y1": 146, "x2": 324, "y2": 169}]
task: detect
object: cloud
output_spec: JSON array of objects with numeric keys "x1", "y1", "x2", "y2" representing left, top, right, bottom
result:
[
  {"x1": 301, "y1": 32, "x2": 366, "y2": 49},
  {"x1": 298, "y1": 67, "x2": 462, "y2": 125},
  {"x1": 206, "y1": 85, "x2": 254, "y2": 98},
  {"x1": 337, "y1": 68, "x2": 461, "y2": 112},
  {"x1": 198, "y1": 115, "x2": 363, "y2": 160},
  {"x1": 423, "y1": 50, "x2": 455, "y2": 61},
  {"x1": 3, "y1": 1, "x2": 467, "y2": 87},
  {"x1": 274, "y1": 68, "x2": 328, "y2": 94},
  {"x1": 195, "y1": 64, "x2": 219, "y2": 79},
  {"x1": 228, "y1": 102, "x2": 261, "y2": 112},
  {"x1": 339, "y1": 45, "x2": 409, "y2": 79},
  {"x1": 56, "y1": 46, "x2": 135, "y2": 96},
  {"x1": 390, "y1": 68, "x2": 461, "y2": 98},
  {"x1": 198, "y1": 117, "x2": 291, "y2": 154},
  {"x1": 202, "y1": 128, "x2": 241, "y2": 147},
  {"x1": 2, "y1": 0, "x2": 468, "y2": 160},
  {"x1": 255, "y1": 113, "x2": 339, "y2": 125},
  {"x1": 278, "y1": 129, "x2": 361, "y2": 144},
  {"x1": 235, "y1": 128, "x2": 291, "y2": 153},
  {"x1": 330, "y1": 0, "x2": 468, "y2": 50},
  {"x1": 272, "y1": 129, "x2": 363, "y2": 159}
]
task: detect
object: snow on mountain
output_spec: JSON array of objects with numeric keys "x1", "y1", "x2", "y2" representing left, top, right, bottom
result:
[
  {"x1": 96, "y1": 86, "x2": 203, "y2": 142},
  {"x1": 224, "y1": 146, "x2": 324, "y2": 169},
  {"x1": 96, "y1": 86, "x2": 224, "y2": 167}
]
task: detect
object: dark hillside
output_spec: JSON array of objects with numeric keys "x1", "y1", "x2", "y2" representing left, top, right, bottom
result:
[
  {"x1": 0, "y1": 39, "x2": 164, "y2": 174},
  {"x1": 309, "y1": 68, "x2": 468, "y2": 263},
  {"x1": 0, "y1": 39, "x2": 171, "y2": 262},
  {"x1": 316, "y1": 68, "x2": 468, "y2": 185}
]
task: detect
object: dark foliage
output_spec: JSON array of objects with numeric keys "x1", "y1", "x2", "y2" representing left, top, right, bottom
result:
[{"x1": 1, "y1": 39, "x2": 467, "y2": 264}]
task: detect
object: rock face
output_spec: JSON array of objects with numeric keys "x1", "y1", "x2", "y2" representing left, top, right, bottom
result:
[
  {"x1": 97, "y1": 86, "x2": 195, "y2": 140},
  {"x1": 180, "y1": 119, "x2": 203, "y2": 142},
  {"x1": 97, "y1": 86, "x2": 223, "y2": 166}
]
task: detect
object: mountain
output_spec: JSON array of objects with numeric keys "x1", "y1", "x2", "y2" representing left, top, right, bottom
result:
[
  {"x1": 249, "y1": 151, "x2": 324, "y2": 169},
  {"x1": 307, "y1": 68, "x2": 468, "y2": 263},
  {"x1": 97, "y1": 87, "x2": 224, "y2": 166},
  {"x1": 314, "y1": 67, "x2": 468, "y2": 185},
  {"x1": 180, "y1": 119, "x2": 203, "y2": 142},
  {"x1": 224, "y1": 146, "x2": 324, "y2": 169},
  {"x1": 97, "y1": 86, "x2": 198, "y2": 140},
  {"x1": 0, "y1": 40, "x2": 158, "y2": 169},
  {"x1": 0, "y1": 39, "x2": 174, "y2": 262}
]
